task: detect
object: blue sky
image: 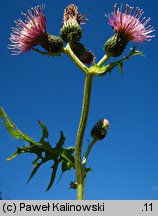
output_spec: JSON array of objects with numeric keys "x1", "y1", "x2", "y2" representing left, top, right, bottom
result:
[{"x1": 0, "y1": 0, "x2": 158, "y2": 200}]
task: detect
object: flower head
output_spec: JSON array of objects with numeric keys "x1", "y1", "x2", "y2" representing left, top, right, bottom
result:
[
  {"x1": 106, "y1": 4, "x2": 154, "y2": 43},
  {"x1": 104, "y1": 4, "x2": 155, "y2": 57},
  {"x1": 9, "y1": 5, "x2": 46, "y2": 55},
  {"x1": 63, "y1": 4, "x2": 87, "y2": 25},
  {"x1": 70, "y1": 42, "x2": 95, "y2": 65},
  {"x1": 60, "y1": 4, "x2": 87, "y2": 43}
]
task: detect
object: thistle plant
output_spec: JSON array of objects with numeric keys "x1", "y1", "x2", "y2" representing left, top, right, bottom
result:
[{"x1": 0, "y1": 3, "x2": 154, "y2": 200}]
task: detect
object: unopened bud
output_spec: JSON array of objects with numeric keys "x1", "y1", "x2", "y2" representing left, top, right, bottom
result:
[
  {"x1": 60, "y1": 4, "x2": 87, "y2": 43},
  {"x1": 70, "y1": 42, "x2": 95, "y2": 65},
  {"x1": 104, "y1": 34, "x2": 128, "y2": 57},
  {"x1": 91, "y1": 119, "x2": 110, "y2": 140},
  {"x1": 60, "y1": 20, "x2": 82, "y2": 43}
]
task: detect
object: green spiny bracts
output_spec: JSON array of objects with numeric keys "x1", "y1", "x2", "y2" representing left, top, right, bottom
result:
[
  {"x1": 60, "y1": 4, "x2": 87, "y2": 43},
  {"x1": 37, "y1": 33, "x2": 64, "y2": 56},
  {"x1": 60, "y1": 20, "x2": 82, "y2": 43},
  {"x1": 104, "y1": 34, "x2": 128, "y2": 57}
]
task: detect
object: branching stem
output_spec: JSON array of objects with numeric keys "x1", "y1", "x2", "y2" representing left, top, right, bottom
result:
[
  {"x1": 64, "y1": 44, "x2": 88, "y2": 75},
  {"x1": 97, "y1": 54, "x2": 109, "y2": 67}
]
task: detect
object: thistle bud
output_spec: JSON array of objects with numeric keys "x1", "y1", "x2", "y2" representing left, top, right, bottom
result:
[
  {"x1": 91, "y1": 119, "x2": 110, "y2": 140},
  {"x1": 104, "y1": 34, "x2": 128, "y2": 57},
  {"x1": 70, "y1": 42, "x2": 95, "y2": 65},
  {"x1": 38, "y1": 34, "x2": 64, "y2": 56},
  {"x1": 60, "y1": 4, "x2": 87, "y2": 43},
  {"x1": 60, "y1": 21, "x2": 82, "y2": 43}
]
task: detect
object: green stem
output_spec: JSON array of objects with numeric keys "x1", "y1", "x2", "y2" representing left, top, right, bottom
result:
[
  {"x1": 82, "y1": 138, "x2": 97, "y2": 169},
  {"x1": 64, "y1": 44, "x2": 88, "y2": 75},
  {"x1": 75, "y1": 74, "x2": 93, "y2": 200},
  {"x1": 97, "y1": 54, "x2": 109, "y2": 67},
  {"x1": 81, "y1": 138, "x2": 97, "y2": 184}
]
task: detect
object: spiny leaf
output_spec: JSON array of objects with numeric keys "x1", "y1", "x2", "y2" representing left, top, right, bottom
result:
[
  {"x1": 0, "y1": 107, "x2": 75, "y2": 191},
  {"x1": 38, "y1": 120, "x2": 49, "y2": 143},
  {"x1": 46, "y1": 160, "x2": 59, "y2": 191},
  {"x1": 129, "y1": 47, "x2": 143, "y2": 57},
  {"x1": 60, "y1": 147, "x2": 75, "y2": 172},
  {"x1": 56, "y1": 147, "x2": 75, "y2": 184},
  {"x1": 27, "y1": 162, "x2": 41, "y2": 183},
  {"x1": 7, "y1": 147, "x2": 22, "y2": 161},
  {"x1": 0, "y1": 107, "x2": 37, "y2": 145},
  {"x1": 98, "y1": 47, "x2": 143, "y2": 76},
  {"x1": 56, "y1": 131, "x2": 65, "y2": 148},
  {"x1": 118, "y1": 62, "x2": 123, "y2": 76}
]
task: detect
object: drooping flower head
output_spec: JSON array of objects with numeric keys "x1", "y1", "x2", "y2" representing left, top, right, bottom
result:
[
  {"x1": 9, "y1": 5, "x2": 46, "y2": 55},
  {"x1": 104, "y1": 4, "x2": 155, "y2": 57},
  {"x1": 9, "y1": 5, "x2": 64, "y2": 55},
  {"x1": 60, "y1": 4, "x2": 87, "y2": 43},
  {"x1": 70, "y1": 42, "x2": 95, "y2": 65}
]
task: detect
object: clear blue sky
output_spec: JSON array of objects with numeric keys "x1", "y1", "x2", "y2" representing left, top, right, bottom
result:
[{"x1": 0, "y1": 0, "x2": 158, "y2": 200}]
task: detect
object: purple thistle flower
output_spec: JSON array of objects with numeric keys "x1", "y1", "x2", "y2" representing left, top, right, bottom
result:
[
  {"x1": 106, "y1": 4, "x2": 155, "y2": 43},
  {"x1": 9, "y1": 4, "x2": 46, "y2": 55}
]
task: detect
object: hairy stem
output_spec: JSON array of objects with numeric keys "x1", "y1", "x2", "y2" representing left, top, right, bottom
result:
[
  {"x1": 75, "y1": 74, "x2": 93, "y2": 200},
  {"x1": 82, "y1": 138, "x2": 97, "y2": 169},
  {"x1": 81, "y1": 138, "x2": 97, "y2": 183}
]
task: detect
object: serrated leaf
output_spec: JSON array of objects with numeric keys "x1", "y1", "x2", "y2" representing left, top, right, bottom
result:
[
  {"x1": 0, "y1": 107, "x2": 75, "y2": 191},
  {"x1": 56, "y1": 147, "x2": 75, "y2": 184},
  {"x1": 38, "y1": 120, "x2": 49, "y2": 143},
  {"x1": 7, "y1": 147, "x2": 21, "y2": 160},
  {"x1": 61, "y1": 148, "x2": 75, "y2": 172},
  {"x1": 27, "y1": 162, "x2": 41, "y2": 183},
  {"x1": 56, "y1": 131, "x2": 65, "y2": 148},
  {"x1": 0, "y1": 107, "x2": 37, "y2": 145},
  {"x1": 46, "y1": 160, "x2": 59, "y2": 191}
]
